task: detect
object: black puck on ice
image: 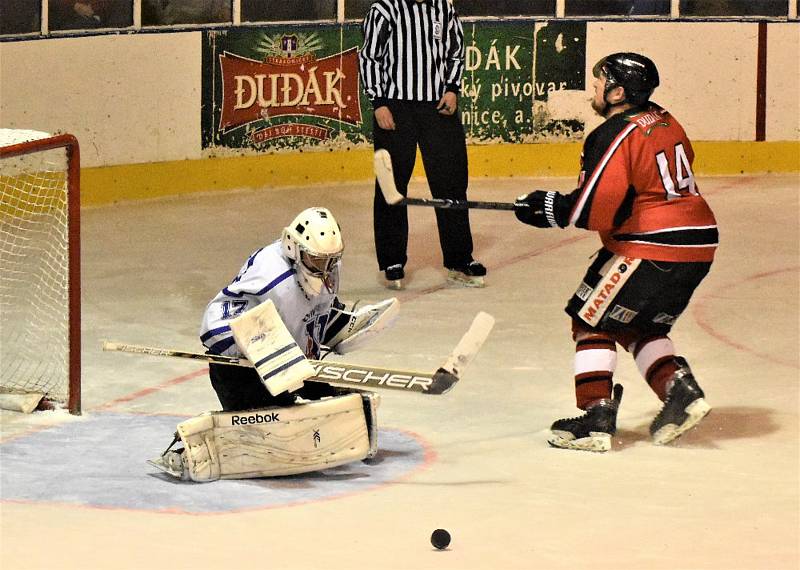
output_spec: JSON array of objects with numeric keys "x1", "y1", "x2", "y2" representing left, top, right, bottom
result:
[{"x1": 431, "y1": 528, "x2": 451, "y2": 550}]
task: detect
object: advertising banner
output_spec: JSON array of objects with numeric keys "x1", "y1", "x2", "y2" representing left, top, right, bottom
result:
[
  {"x1": 202, "y1": 26, "x2": 371, "y2": 153},
  {"x1": 202, "y1": 21, "x2": 587, "y2": 153},
  {"x1": 461, "y1": 20, "x2": 586, "y2": 143}
]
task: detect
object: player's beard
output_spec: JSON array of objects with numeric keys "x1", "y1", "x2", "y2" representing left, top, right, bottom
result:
[{"x1": 591, "y1": 97, "x2": 608, "y2": 117}]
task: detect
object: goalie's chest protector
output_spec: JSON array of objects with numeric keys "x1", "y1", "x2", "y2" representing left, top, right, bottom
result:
[
  {"x1": 241, "y1": 244, "x2": 338, "y2": 358},
  {"x1": 201, "y1": 241, "x2": 338, "y2": 358},
  {"x1": 274, "y1": 280, "x2": 337, "y2": 359}
]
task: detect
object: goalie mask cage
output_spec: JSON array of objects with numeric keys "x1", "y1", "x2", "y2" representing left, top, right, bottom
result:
[{"x1": 0, "y1": 130, "x2": 81, "y2": 414}]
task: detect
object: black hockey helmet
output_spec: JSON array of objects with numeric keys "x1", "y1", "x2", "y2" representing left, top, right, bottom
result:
[{"x1": 593, "y1": 52, "x2": 660, "y2": 106}]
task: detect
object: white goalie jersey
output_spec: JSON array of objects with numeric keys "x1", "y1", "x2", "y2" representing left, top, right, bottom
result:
[{"x1": 200, "y1": 240, "x2": 339, "y2": 359}]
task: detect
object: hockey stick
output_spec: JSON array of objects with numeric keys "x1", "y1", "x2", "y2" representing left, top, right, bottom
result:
[
  {"x1": 102, "y1": 312, "x2": 494, "y2": 396},
  {"x1": 374, "y1": 149, "x2": 528, "y2": 211}
]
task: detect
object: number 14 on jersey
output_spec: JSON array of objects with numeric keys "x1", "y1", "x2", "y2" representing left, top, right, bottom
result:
[{"x1": 656, "y1": 142, "x2": 697, "y2": 199}]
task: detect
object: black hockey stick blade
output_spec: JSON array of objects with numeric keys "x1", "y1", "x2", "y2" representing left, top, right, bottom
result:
[
  {"x1": 373, "y1": 149, "x2": 528, "y2": 211},
  {"x1": 428, "y1": 368, "x2": 459, "y2": 395}
]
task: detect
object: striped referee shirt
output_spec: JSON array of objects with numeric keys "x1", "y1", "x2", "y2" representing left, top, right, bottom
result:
[{"x1": 359, "y1": 0, "x2": 465, "y2": 108}]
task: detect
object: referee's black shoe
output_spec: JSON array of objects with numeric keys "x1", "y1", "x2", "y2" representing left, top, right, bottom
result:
[
  {"x1": 384, "y1": 264, "x2": 404, "y2": 290},
  {"x1": 447, "y1": 260, "x2": 486, "y2": 288}
]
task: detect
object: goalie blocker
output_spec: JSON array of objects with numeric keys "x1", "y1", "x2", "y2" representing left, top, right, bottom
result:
[{"x1": 150, "y1": 389, "x2": 380, "y2": 482}]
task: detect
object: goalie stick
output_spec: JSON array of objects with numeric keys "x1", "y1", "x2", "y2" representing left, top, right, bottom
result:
[
  {"x1": 102, "y1": 312, "x2": 494, "y2": 396},
  {"x1": 374, "y1": 149, "x2": 529, "y2": 211}
]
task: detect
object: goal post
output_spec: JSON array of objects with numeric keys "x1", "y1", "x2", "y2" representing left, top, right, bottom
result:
[{"x1": 0, "y1": 130, "x2": 81, "y2": 414}]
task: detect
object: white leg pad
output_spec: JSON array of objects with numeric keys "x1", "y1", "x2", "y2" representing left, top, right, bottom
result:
[
  {"x1": 229, "y1": 299, "x2": 315, "y2": 396},
  {"x1": 175, "y1": 392, "x2": 377, "y2": 482}
]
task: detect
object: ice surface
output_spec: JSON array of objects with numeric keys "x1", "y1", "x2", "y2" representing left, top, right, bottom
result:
[{"x1": 1, "y1": 174, "x2": 797, "y2": 570}]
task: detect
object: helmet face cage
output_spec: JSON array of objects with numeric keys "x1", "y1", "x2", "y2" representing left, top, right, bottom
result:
[
  {"x1": 594, "y1": 52, "x2": 660, "y2": 106},
  {"x1": 299, "y1": 249, "x2": 341, "y2": 294},
  {"x1": 300, "y1": 250, "x2": 341, "y2": 276}
]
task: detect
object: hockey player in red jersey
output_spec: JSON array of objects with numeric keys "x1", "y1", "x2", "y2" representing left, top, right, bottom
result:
[{"x1": 515, "y1": 52, "x2": 716, "y2": 452}]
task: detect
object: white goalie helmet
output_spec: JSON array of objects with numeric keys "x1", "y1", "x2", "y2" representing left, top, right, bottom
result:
[{"x1": 281, "y1": 207, "x2": 344, "y2": 297}]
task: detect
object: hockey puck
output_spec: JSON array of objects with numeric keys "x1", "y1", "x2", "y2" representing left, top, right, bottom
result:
[{"x1": 430, "y1": 528, "x2": 451, "y2": 550}]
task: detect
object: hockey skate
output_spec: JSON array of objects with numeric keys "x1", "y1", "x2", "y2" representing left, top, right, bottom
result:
[
  {"x1": 548, "y1": 384, "x2": 623, "y2": 452},
  {"x1": 447, "y1": 260, "x2": 486, "y2": 288},
  {"x1": 148, "y1": 433, "x2": 189, "y2": 480},
  {"x1": 384, "y1": 264, "x2": 404, "y2": 290},
  {"x1": 650, "y1": 357, "x2": 711, "y2": 445}
]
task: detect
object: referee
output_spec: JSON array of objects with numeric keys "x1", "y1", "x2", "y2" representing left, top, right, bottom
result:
[{"x1": 359, "y1": 0, "x2": 486, "y2": 289}]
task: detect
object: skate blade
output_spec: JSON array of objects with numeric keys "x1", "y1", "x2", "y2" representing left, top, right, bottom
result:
[
  {"x1": 147, "y1": 456, "x2": 184, "y2": 479},
  {"x1": 386, "y1": 279, "x2": 403, "y2": 291},
  {"x1": 447, "y1": 271, "x2": 485, "y2": 288},
  {"x1": 652, "y1": 398, "x2": 711, "y2": 445},
  {"x1": 548, "y1": 430, "x2": 612, "y2": 452}
]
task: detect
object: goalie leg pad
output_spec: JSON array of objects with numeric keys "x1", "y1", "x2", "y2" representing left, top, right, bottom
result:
[{"x1": 167, "y1": 393, "x2": 376, "y2": 482}]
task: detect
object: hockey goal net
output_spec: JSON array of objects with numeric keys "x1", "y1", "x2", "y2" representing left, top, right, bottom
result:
[{"x1": 0, "y1": 130, "x2": 81, "y2": 414}]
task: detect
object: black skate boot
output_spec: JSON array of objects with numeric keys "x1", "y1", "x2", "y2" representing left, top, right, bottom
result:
[
  {"x1": 650, "y1": 357, "x2": 711, "y2": 445},
  {"x1": 446, "y1": 260, "x2": 487, "y2": 288},
  {"x1": 384, "y1": 264, "x2": 404, "y2": 290},
  {"x1": 548, "y1": 384, "x2": 623, "y2": 452}
]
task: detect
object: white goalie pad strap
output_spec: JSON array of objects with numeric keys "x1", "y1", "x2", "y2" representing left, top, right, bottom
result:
[
  {"x1": 229, "y1": 299, "x2": 314, "y2": 396},
  {"x1": 326, "y1": 297, "x2": 399, "y2": 355},
  {"x1": 177, "y1": 393, "x2": 373, "y2": 482},
  {"x1": 346, "y1": 389, "x2": 380, "y2": 459}
]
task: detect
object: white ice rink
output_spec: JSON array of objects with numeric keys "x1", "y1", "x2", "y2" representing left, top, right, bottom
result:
[{"x1": 1, "y1": 173, "x2": 798, "y2": 570}]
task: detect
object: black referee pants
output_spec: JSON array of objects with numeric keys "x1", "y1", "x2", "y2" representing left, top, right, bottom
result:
[{"x1": 372, "y1": 100, "x2": 474, "y2": 271}]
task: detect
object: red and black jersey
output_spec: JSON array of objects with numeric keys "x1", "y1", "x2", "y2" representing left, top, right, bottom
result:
[{"x1": 567, "y1": 103, "x2": 718, "y2": 262}]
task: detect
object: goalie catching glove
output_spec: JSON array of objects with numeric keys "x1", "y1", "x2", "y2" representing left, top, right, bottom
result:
[
  {"x1": 323, "y1": 297, "x2": 399, "y2": 354},
  {"x1": 514, "y1": 191, "x2": 573, "y2": 229}
]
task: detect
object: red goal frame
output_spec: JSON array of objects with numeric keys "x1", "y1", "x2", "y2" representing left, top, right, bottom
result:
[{"x1": 0, "y1": 134, "x2": 81, "y2": 414}]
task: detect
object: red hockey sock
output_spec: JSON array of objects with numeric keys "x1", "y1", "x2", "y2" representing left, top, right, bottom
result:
[
  {"x1": 633, "y1": 336, "x2": 679, "y2": 401},
  {"x1": 574, "y1": 334, "x2": 617, "y2": 409}
]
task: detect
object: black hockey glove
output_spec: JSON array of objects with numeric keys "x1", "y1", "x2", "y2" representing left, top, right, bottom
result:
[{"x1": 514, "y1": 191, "x2": 571, "y2": 228}]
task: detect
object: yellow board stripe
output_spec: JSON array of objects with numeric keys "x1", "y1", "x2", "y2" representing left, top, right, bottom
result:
[{"x1": 79, "y1": 141, "x2": 799, "y2": 207}]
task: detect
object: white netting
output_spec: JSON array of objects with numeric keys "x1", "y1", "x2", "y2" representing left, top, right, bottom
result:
[
  {"x1": 0, "y1": 130, "x2": 72, "y2": 405},
  {"x1": 0, "y1": 129, "x2": 51, "y2": 147}
]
